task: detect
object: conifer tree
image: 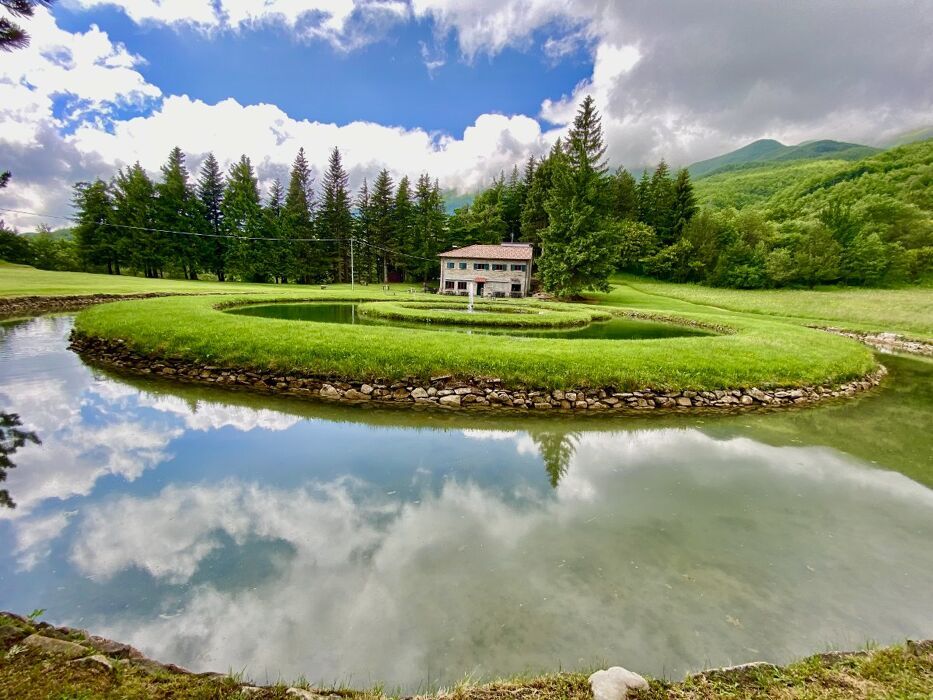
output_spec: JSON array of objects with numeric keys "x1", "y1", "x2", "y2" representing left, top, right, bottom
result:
[
  {"x1": 521, "y1": 140, "x2": 561, "y2": 246},
  {"x1": 648, "y1": 160, "x2": 676, "y2": 243},
  {"x1": 500, "y1": 165, "x2": 525, "y2": 241},
  {"x1": 538, "y1": 96, "x2": 618, "y2": 297},
  {"x1": 222, "y1": 155, "x2": 264, "y2": 281},
  {"x1": 112, "y1": 163, "x2": 159, "y2": 277},
  {"x1": 264, "y1": 178, "x2": 290, "y2": 283},
  {"x1": 353, "y1": 178, "x2": 377, "y2": 283},
  {"x1": 156, "y1": 147, "x2": 203, "y2": 279},
  {"x1": 369, "y1": 168, "x2": 395, "y2": 282},
  {"x1": 670, "y1": 167, "x2": 698, "y2": 239},
  {"x1": 196, "y1": 152, "x2": 226, "y2": 280},
  {"x1": 1, "y1": 0, "x2": 52, "y2": 52},
  {"x1": 609, "y1": 167, "x2": 638, "y2": 221},
  {"x1": 318, "y1": 147, "x2": 353, "y2": 282},
  {"x1": 73, "y1": 179, "x2": 118, "y2": 273},
  {"x1": 284, "y1": 147, "x2": 318, "y2": 283},
  {"x1": 391, "y1": 175, "x2": 415, "y2": 280},
  {"x1": 409, "y1": 174, "x2": 448, "y2": 283}
]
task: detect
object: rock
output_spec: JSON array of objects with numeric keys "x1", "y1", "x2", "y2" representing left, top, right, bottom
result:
[
  {"x1": 23, "y1": 634, "x2": 88, "y2": 659},
  {"x1": 286, "y1": 689, "x2": 317, "y2": 699},
  {"x1": 319, "y1": 384, "x2": 340, "y2": 399},
  {"x1": 239, "y1": 687, "x2": 265, "y2": 696},
  {"x1": 676, "y1": 397, "x2": 692, "y2": 407},
  {"x1": 454, "y1": 387, "x2": 474, "y2": 395},
  {"x1": 740, "y1": 395, "x2": 755, "y2": 405},
  {"x1": 0, "y1": 623, "x2": 28, "y2": 646},
  {"x1": 68, "y1": 654, "x2": 115, "y2": 674},
  {"x1": 439, "y1": 394, "x2": 461, "y2": 407},
  {"x1": 86, "y1": 635, "x2": 142, "y2": 659},
  {"x1": 698, "y1": 661, "x2": 778, "y2": 681},
  {"x1": 342, "y1": 389, "x2": 370, "y2": 401},
  {"x1": 588, "y1": 666, "x2": 649, "y2": 700},
  {"x1": 360, "y1": 384, "x2": 374, "y2": 395},
  {"x1": 410, "y1": 387, "x2": 429, "y2": 399}
]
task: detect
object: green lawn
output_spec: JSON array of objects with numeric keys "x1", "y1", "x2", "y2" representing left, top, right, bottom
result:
[
  {"x1": 73, "y1": 290, "x2": 874, "y2": 391},
  {"x1": 0, "y1": 262, "x2": 411, "y2": 298},
  {"x1": 612, "y1": 275, "x2": 933, "y2": 339}
]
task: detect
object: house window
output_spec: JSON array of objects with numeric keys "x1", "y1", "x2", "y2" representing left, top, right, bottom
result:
[
  {"x1": 511, "y1": 283, "x2": 522, "y2": 293},
  {"x1": 473, "y1": 263, "x2": 489, "y2": 270},
  {"x1": 459, "y1": 262, "x2": 467, "y2": 269},
  {"x1": 457, "y1": 281, "x2": 467, "y2": 290},
  {"x1": 492, "y1": 263, "x2": 506, "y2": 271},
  {"x1": 511, "y1": 264, "x2": 527, "y2": 272},
  {"x1": 445, "y1": 280, "x2": 454, "y2": 289},
  {"x1": 446, "y1": 262, "x2": 455, "y2": 269}
]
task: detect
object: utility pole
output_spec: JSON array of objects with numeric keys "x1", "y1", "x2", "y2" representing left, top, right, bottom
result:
[{"x1": 350, "y1": 236, "x2": 355, "y2": 289}]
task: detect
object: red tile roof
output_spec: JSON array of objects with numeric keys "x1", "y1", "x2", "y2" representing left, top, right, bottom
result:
[{"x1": 438, "y1": 244, "x2": 533, "y2": 261}]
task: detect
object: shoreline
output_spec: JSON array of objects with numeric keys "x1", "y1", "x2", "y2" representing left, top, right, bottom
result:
[
  {"x1": 69, "y1": 330, "x2": 888, "y2": 414},
  {"x1": 2, "y1": 611, "x2": 931, "y2": 699}
]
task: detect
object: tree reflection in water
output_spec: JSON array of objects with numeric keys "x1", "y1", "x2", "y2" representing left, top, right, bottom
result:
[
  {"x1": 529, "y1": 430, "x2": 580, "y2": 487},
  {"x1": 0, "y1": 412, "x2": 40, "y2": 509}
]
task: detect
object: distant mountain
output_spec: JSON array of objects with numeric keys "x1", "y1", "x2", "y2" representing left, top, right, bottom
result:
[
  {"x1": 22, "y1": 226, "x2": 74, "y2": 240},
  {"x1": 442, "y1": 191, "x2": 475, "y2": 213},
  {"x1": 878, "y1": 126, "x2": 933, "y2": 148},
  {"x1": 688, "y1": 139, "x2": 879, "y2": 178}
]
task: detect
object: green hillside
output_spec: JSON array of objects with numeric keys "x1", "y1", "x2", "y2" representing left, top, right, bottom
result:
[
  {"x1": 693, "y1": 159, "x2": 848, "y2": 209},
  {"x1": 879, "y1": 125, "x2": 933, "y2": 148},
  {"x1": 688, "y1": 138, "x2": 878, "y2": 178}
]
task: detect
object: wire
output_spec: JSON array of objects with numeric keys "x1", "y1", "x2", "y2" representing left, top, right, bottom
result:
[{"x1": 0, "y1": 206, "x2": 437, "y2": 262}]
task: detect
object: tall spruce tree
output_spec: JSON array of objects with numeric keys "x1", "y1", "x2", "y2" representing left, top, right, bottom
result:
[
  {"x1": 392, "y1": 176, "x2": 416, "y2": 279},
  {"x1": 538, "y1": 96, "x2": 618, "y2": 297},
  {"x1": 521, "y1": 139, "x2": 561, "y2": 247},
  {"x1": 369, "y1": 168, "x2": 395, "y2": 282},
  {"x1": 284, "y1": 147, "x2": 319, "y2": 283},
  {"x1": 112, "y1": 163, "x2": 160, "y2": 277},
  {"x1": 609, "y1": 167, "x2": 638, "y2": 221},
  {"x1": 264, "y1": 178, "x2": 290, "y2": 283},
  {"x1": 670, "y1": 167, "x2": 698, "y2": 239},
  {"x1": 648, "y1": 160, "x2": 676, "y2": 243},
  {"x1": 222, "y1": 155, "x2": 265, "y2": 281},
  {"x1": 156, "y1": 147, "x2": 203, "y2": 279},
  {"x1": 318, "y1": 147, "x2": 353, "y2": 282},
  {"x1": 73, "y1": 179, "x2": 118, "y2": 273},
  {"x1": 409, "y1": 174, "x2": 448, "y2": 283},
  {"x1": 196, "y1": 152, "x2": 226, "y2": 280},
  {"x1": 353, "y1": 178, "x2": 377, "y2": 283}
]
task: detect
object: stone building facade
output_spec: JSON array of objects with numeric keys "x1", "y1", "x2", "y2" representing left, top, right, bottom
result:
[{"x1": 438, "y1": 243, "x2": 534, "y2": 298}]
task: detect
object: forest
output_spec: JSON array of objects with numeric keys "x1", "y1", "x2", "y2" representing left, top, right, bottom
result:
[{"x1": 1, "y1": 98, "x2": 931, "y2": 293}]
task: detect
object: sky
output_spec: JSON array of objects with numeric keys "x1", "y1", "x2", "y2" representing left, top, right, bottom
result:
[{"x1": 1, "y1": 0, "x2": 931, "y2": 229}]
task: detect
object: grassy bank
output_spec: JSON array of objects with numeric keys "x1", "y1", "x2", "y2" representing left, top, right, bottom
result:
[
  {"x1": 354, "y1": 299, "x2": 613, "y2": 327},
  {"x1": 1, "y1": 613, "x2": 930, "y2": 699},
  {"x1": 72, "y1": 290, "x2": 875, "y2": 391},
  {"x1": 612, "y1": 275, "x2": 933, "y2": 339}
]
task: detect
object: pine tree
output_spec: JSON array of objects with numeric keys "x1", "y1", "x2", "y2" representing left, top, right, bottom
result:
[
  {"x1": 609, "y1": 167, "x2": 638, "y2": 221},
  {"x1": 369, "y1": 168, "x2": 395, "y2": 282},
  {"x1": 409, "y1": 174, "x2": 448, "y2": 283},
  {"x1": 284, "y1": 147, "x2": 318, "y2": 283},
  {"x1": 353, "y1": 178, "x2": 377, "y2": 283},
  {"x1": 318, "y1": 147, "x2": 353, "y2": 282},
  {"x1": 521, "y1": 140, "x2": 561, "y2": 247},
  {"x1": 72, "y1": 179, "x2": 118, "y2": 273},
  {"x1": 391, "y1": 175, "x2": 415, "y2": 280},
  {"x1": 648, "y1": 160, "x2": 676, "y2": 243},
  {"x1": 222, "y1": 155, "x2": 265, "y2": 281},
  {"x1": 264, "y1": 178, "x2": 290, "y2": 283},
  {"x1": 197, "y1": 152, "x2": 226, "y2": 280},
  {"x1": 538, "y1": 96, "x2": 617, "y2": 297},
  {"x1": 635, "y1": 169, "x2": 652, "y2": 224},
  {"x1": 670, "y1": 168, "x2": 698, "y2": 240},
  {"x1": 1, "y1": 0, "x2": 51, "y2": 52},
  {"x1": 156, "y1": 147, "x2": 203, "y2": 279},
  {"x1": 500, "y1": 165, "x2": 525, "y2": 241},
  {"x1": 112, "y1": 163, "x2": 159, "y2": 277}
]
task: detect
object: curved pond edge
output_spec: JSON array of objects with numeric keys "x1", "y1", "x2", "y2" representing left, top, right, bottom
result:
[
  {"x1": 69, "y1": 331, "x2": 887, "y2": 414},
  {"x1": 3, "y1": 610, "x2": 931, "y2": 698},
  {"x1": 0, "y1": 293, "x2": 183, "y2": 319}
]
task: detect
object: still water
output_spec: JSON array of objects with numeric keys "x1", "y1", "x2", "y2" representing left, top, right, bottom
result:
[
  {"x1": 226, "y1": 302, "x2": 712, "y2": 339},
  {"x1": 1, "y1": 315, "x2": 931, "y2": 690}
]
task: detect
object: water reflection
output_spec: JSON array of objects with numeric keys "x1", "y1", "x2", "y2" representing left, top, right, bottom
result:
[
  {"x1": 0, "y1": 412, "x2": 40, "y2": 509},
  {"x1": 0, "y1": 316, "x2": 931, "y2": 691}
]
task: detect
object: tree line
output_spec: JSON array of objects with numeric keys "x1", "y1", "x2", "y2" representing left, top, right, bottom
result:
[{"x1": 30, "y1": 147, "x2": 454, "y2": 285}]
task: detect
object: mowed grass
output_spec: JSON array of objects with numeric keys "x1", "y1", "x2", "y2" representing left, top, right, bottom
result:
[
  {"x1": 356, "y1": 299, "x2": 612, "y2": 327},
  {"x1": 614, "y1": 275, "x2": 933, "y2": 339},
  {"x1": 0, "y1": 261, "x2": 409, "y2": 298},
  {"x1": 74, "y1": 290, "x2": 875, "y2": 391}
]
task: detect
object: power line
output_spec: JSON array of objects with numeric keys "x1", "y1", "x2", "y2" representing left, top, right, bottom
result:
[{"x1": 0, "y1": 206, "x2": 437, "y2": 261}]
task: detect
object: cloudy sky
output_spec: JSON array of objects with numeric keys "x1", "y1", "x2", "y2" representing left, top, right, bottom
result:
[{"x1": 1, "y1": 0, "x2": 931, "y2": 228}]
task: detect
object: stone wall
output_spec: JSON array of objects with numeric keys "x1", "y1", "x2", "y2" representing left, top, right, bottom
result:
[
  {"x1": 820, "y1": 327, "x2": 933, "y2": 357},
  {"x1": 70, "y1": 333, "x2": 887, "y2": 414},
  {"x1": 0, "y1": 293, "x2": 180, "y2": 318}
]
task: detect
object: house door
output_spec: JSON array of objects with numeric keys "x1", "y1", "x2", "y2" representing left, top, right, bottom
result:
[{"x1": 475, "y1": 282, "x2": 484, "y2": 297}]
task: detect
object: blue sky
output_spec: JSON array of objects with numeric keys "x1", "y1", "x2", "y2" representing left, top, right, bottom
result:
[
  {"x1": 0, "y1": 1, "x2": 930, "y2": 228},
  {"x1": 54, "y1": 4, "x2": 593, "y2": 135}
]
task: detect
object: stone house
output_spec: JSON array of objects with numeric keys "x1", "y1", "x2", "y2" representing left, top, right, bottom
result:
[{"x1": 438, "y1": 243, "x2": 534, "y2": 297}]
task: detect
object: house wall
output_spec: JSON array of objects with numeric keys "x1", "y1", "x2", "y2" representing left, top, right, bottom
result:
[{"x1": 439, "y1": 258, "x2": 533, "y2": 297}]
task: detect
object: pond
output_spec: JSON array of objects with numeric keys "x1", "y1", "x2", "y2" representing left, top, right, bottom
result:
[
  {"x1": 1, "y1": 315, "x2": 931, "y2": 691},
  {"x1": 226, "y1": 302, "x2": 713, "y2": 339}
]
